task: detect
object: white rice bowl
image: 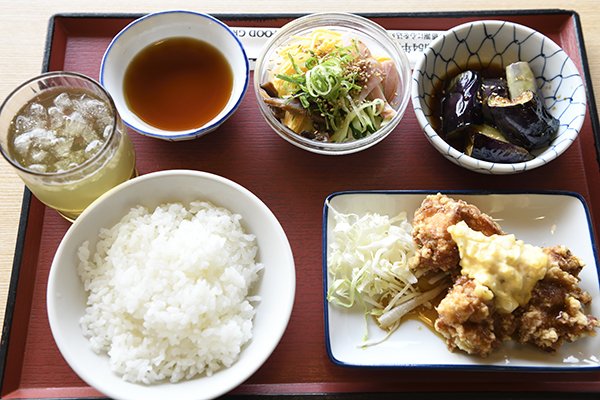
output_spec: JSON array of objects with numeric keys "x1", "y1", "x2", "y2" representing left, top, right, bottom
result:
[
  {"x1": 77, "y1": 201, "x2": 262, "y2": 384},
  {"x1": 47, "y1": 170, "x2": 295, "y2": 400}
]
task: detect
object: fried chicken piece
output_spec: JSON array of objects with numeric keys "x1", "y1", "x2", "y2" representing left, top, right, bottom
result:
[
  {"x1": 545, "y1": 245, "x2": 585, "y2": 276},
  {"x1": 410, "y1": 194, "x2": 504, "y2": 275},
  {"x1": 434, "y1": 276, "x2": 514, "y2": 357},
  {"x1": 433, "y1": 245, "x2": 598, "y2": 357},
  {"x1": 420, "y1": 196, "x2": 598, "y2": 357},
  {"x1": 513, "y1": 246, "x2": 599, "y2": 351}
]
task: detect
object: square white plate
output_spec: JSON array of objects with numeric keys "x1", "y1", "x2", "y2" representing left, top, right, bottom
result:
[{"x1": 323, "y1": 191, "x2": 600, "y2": 370}]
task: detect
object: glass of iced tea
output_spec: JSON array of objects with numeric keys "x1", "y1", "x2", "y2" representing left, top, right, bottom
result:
[{"x1": 0, "y1": 72, "x2": 136, "y2": 221}]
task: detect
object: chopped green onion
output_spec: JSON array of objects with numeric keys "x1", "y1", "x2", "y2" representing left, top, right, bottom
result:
[{"x1": 274, "y1": 42, "x2": 395, "y2": 143}]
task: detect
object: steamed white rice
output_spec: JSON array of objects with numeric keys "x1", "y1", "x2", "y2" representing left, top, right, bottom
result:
[{"x1": 77, "y1": 201, "x2": 262, "y2": 384}]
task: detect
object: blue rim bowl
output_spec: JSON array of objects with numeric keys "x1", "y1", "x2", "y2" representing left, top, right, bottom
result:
[{"x1": 100, "y1": 10, "x2": 249, "y2": 141}]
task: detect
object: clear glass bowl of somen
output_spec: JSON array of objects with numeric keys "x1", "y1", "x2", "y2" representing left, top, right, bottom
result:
[{"x1": 254, "y1": 13, "x2": 411, "y2": 155}]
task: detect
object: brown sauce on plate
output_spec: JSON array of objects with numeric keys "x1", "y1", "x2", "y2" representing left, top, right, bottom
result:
[
  {"x1": 405, "y1": 276, "x2": 449, "y2": 335},
  {"x1": 123, "y1": 37, "x2": 233, "y2": 131}
]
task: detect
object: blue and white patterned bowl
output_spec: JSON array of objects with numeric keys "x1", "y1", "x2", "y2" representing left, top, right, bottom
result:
[{"x1": 411, "y1": 20, "x2": 587, "y2": 174}]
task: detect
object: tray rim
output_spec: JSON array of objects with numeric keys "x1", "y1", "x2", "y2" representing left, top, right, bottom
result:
[
  {"x1": 2, "y1": 8, "x2": 600, "y2": 399},
  {"x1": 322, "y1": 189, "x2": 600, "y2": 372}
]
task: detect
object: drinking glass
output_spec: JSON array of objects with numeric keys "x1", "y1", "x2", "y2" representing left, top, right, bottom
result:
[{"x1": 0, "y1": 72, "x2": 136, "y2": 221}]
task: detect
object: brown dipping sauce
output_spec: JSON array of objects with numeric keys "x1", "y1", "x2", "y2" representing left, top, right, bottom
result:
[{"x1": 123, "y1": 37, "x2": 233, "y2": 131}]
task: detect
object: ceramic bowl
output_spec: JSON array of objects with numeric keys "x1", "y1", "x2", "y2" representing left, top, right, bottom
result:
[
  {"x1": 254, "y1": 12, "x2": 412, "y2": 155},
  {"x1": 46, "y1": 170, "x2": 295, "y2": 400},
  {"x1": 411, "y1": 20, "x2": 587, "y2": 174},
  {"x1": 100, "y1": 10, "x2": 249, "y2": 141}
]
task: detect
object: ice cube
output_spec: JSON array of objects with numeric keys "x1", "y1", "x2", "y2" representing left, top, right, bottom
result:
[
  {"x1": 102, "y1": 125, "x2": 113, "y2": 139},
  {"x1": 29, "y1": 102, "x2": 47, "y2": 118},
  {"x1": 81, "y1": 127, "x2": 100, "y2": 144},
  {"x1": 13, "y1": 130, "x2": 35, "y2": 156},
  {"x1": 28, "y1": 128, "x2": 58, "y2": 151},
  {"x1": 53, "y1": 151, "x2": 85, "y2": 172},
  {"x1": 84, "y1": 139, "x2": 103, "y2": 156},
  {"x1": 15, "y1": 115, "x2": 34, "y2": 133},
  {"x1": 63, "y1": 111, "x2": 95, "y2": 143},
  {"x1": 52, "y1": 159, "x2": 71, "y2": 172},
  {"x1": 13, "y1": 127, "x2": 55, "y2": 156},
  {"x1": 53, "y1": 92, "x2": 73, "y2": 112},
  {"x1": 27, "y1": 164, "x2": 47, "y2": 173},
  {"x1": 14, "y1": 113, "x2": 46, "y2": 133},
  {"x1": 30, "y1": 149, "x2": 48, "y2": 163},
  {"x1": 27, "y1": 103, "x2": 48, "y2": 129},
  {"x1": 69, "y1": 149, "x2": 86, "y2": 165},
  {"x1": 51, "y1": 136, "x2": 74, "y2": 158},
  {"x1": 63, "y1": 111, "x2": 86, "y2": 135},
  {"x1": 95, "y1": 115, "x2": 113, "y2": 134},
  {"x1": 48, "y1": 106, "x2": 66, "y2": 130},
  {"x1": 75, "y1": 96, "x2": 109, "y2": 119}
]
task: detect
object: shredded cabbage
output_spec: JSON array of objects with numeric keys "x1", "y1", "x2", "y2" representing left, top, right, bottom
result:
[
  {"x1": 327, "y1": 209, "x2": 418, "y2": 316},
  {"x1": 327, "y1": 209, "x2": 451, "y2": 345},
  {"x1": 327, "y1": 209, "x2": 452, "y2": 345}
]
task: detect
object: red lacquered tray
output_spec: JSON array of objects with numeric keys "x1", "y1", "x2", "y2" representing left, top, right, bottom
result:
[{"x1": 2, "y1": 10, "x2": 600, "y2": 400}]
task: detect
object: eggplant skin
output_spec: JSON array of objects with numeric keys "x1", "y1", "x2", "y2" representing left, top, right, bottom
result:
[
  {"x1": 488, "y1": 91, "x2": 559, "y2": 150},
  {"x1": 441, "y1": 70, "x2": 484, "y2": 139},
  {"x1": 480, "y1": 78, "x2": 508, "y2": 101},
  {"x1": 469, "y1": 131, "x2": 534, "y2": 163},
  {"x1": 480, "y1": 78, "x2": 508, "y2": 122}
]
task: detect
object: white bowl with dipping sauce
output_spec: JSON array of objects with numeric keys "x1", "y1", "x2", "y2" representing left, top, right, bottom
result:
[
  {"x1": 47, "y1": 170, "x2": 295, "y2": 400},
  {"x1": 411, "y1": 20, "x2": 586, "y2": 174},
  {"x1": 100, "y1": 11, "x2": 249, "y2": 141}
]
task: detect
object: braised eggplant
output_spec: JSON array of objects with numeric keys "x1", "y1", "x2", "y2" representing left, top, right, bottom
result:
[
  {"x1": 487, "y1": 61, "x2": 559, "y2": 150},
  {"x1": 465, "y1": 124, "x2": 534, "y2": 163},
  {"x1": 480, "y1": 78, "x2": 508, "y2": 101},
  {"x1": 441, "y1": 70, "x2": 483, "y2": 139},
  {"x1": 488, "y1": 91, "x2": 559, "y2": 150},
  {"x1": 480, "y1": 78, "x2": 508, "y2": 121},
  {"x1": 505, "y1": 61, "x2": 536, "y2": 99},
  {"x1": 435, "y1": 61, "x2": 559, "y2": 162}
]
